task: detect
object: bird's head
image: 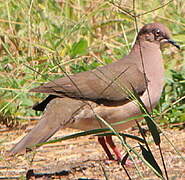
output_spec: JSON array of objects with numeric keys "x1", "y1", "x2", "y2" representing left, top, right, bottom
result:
[{"x1": 137, "y1": 23, "x2": 180, "y2": 49}]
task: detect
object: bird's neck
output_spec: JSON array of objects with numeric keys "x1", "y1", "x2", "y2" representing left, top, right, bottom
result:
[
  {"x1": 130, "y1": 40, "x2": 165, "y2": 108},
  {"x1": 130, "y1": 40, "x2": 162, "y2": 58},
  {"x1": 129, "y1": 40, "x2": 164, "y2": 76}
]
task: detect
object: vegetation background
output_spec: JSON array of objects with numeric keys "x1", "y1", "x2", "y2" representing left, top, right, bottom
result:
[
  {"x1": 0, "y1": 0, "x2": 184, "y2": 179},
  {"x1": 0, "y1": 0, "x2": 184, "y2": 127}
]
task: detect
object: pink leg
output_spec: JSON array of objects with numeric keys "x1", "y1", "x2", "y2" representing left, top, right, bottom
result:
[
  {"x1": 106, "y1": 135, "x2": 122, "y2": 161},
  {"x1": 106, "y1": 136, "x2": 141, "y2": 166},
  {"x1": 98, "y1": 136, "x2": 114, "y2": 160}
]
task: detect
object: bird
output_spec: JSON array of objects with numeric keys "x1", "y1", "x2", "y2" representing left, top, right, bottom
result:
[{"x1": 9, "y1": 23, "x2": 180, "y2": 161}]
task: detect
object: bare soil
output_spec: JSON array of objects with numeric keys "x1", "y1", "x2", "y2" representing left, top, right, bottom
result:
[{"x1": 0, "y1": 121, "x2": 185, "y2": 180}]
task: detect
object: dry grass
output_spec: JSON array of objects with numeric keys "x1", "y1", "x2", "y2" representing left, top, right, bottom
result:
[
  {"x1": 0, "y1": 0, "x2": 185, "y2": 179},
  {"x1": 0, "y1": 123, "x2": 185, "y2": 179}
]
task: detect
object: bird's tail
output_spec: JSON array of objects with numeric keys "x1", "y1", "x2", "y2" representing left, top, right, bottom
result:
[{"x1": 9, "y1": 97, "x2": 85, "y2": 155}]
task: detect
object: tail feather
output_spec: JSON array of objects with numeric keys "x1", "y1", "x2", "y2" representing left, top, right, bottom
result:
[{"x1": 9, "y1": 97, "x2": 84, "y2": 155}]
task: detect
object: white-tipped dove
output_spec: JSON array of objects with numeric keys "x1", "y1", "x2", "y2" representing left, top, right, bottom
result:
[{"x1": 9, "y1": 23, "x2": 180, "y2": 161}]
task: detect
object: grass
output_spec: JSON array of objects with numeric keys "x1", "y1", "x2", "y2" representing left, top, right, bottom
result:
[
  {"x1": 0, "y1": 1, "x2": 185, "y2": 179},
  {"x1": 0, "y1": 0, "x2": 184, "y2": 127}
]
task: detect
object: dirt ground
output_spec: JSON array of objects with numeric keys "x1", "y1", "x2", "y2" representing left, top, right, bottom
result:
[{"x1": 0, "y1": 121, "x2": 185, "y2": 180}]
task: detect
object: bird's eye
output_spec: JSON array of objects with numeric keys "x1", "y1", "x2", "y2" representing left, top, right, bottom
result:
[{"x1": 154, "y1": 29, "x2": 161, "y2": 36}]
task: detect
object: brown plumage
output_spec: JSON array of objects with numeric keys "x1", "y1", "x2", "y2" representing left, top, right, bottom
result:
[
  {"x1": 9, "y1": 23, "x2": 179, "y2": 160},
  {"x1": 31, "y1": 61, "x2": 147, "y2": 110}
]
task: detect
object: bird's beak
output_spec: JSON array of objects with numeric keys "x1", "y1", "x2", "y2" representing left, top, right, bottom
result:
[{"x1": 165, "y1": 39, "x2": 180, "y2": 49}]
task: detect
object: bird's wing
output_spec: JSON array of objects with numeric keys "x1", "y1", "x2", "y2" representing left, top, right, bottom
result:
[
  {"x1": 30, "y1": 61, "x2": 148, "y2": 103},
  {"x1": 9, "y1": 98, "x2": 85, "y2": 155}
]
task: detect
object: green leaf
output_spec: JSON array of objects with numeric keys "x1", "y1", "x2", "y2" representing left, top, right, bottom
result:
[
  {"x1": 32, "y1": 128, "x2": 110, "y2": 148},
  {"x1": 70, "y1": 38, "x2": 88, "y2": 58},
  {"x1": 96, "y1": 132, "x2": 145, "y2": 143},
  {"x1": 132, "y1": 87, "x2": 161, "y2": 145},
  {"x1": 173, "y1": 34, "x2": 185, "y2": 42},
  {"x1": 30, "y1": 128, "x2": 145, "y2": 149},
  {"x1": 139, "y1": 144, "x2": 163, "y2": 177},
  {"x1": 20, "y1": 97, "x2": 33, "y2": 106},
  {"x1": 145, "y1": 116, "x2": 161, "y2": 145},
  {"x1": 117, "y1": 12, "x2": 133, "y2": 22}
]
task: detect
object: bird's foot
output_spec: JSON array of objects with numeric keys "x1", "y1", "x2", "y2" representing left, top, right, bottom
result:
[{"x1": 121, "y1": 157, "x2": 142, "y2": 167}]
